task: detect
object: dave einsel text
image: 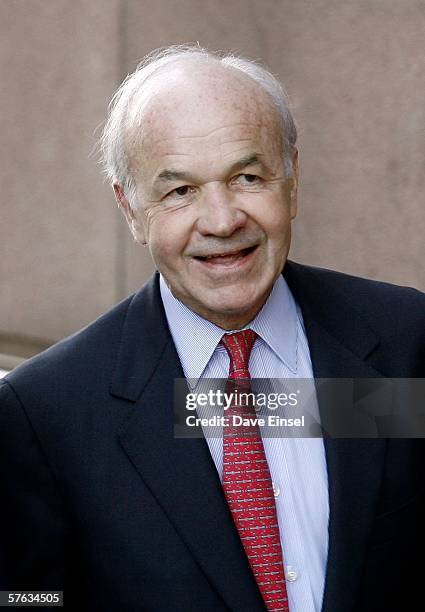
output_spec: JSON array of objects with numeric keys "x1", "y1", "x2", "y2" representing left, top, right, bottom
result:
[
  {"x1": 186, "y1": 414, "x2": 305, "y2": 427},
  {"x1": 186, "y1": 414, "x2": 304, "y2": 427},
  {"x1": 185, "y1": 389, "x2": 299, "y2": 411}
]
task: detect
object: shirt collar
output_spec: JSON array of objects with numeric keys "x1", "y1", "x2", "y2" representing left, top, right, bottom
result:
[{"x1": 160, "y1": 273, "x2": 298, "y2": 381}]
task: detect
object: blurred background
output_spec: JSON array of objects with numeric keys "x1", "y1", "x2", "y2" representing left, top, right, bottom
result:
[{"x1": 1, "y1": 0, "x2": 424, "y2": 370}]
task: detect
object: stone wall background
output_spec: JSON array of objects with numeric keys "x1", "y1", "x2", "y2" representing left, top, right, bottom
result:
[{"x1": 1, "y1": 0, "x2": 424, "y2": 355}]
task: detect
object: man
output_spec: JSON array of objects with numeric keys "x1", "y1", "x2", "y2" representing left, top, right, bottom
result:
[{"x1": 1, "y1": 45, "x2": 424, "y2": 612}]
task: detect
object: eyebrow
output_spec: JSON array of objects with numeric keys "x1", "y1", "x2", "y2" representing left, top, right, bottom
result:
[
  {"x1": 153, "y1": 153, "x2": 266, "y2": 187},
  {"x1": 155, "y1": 169, "x2": 189, "y2": 183}
]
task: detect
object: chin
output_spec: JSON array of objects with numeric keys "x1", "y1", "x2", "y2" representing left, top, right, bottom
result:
[{"x1": 200, "y1": 295, "x2": 266, "y2": 328}]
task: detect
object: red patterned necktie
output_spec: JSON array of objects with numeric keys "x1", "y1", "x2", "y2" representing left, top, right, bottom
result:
[{"x1": 221, "y1": 330, "x2": 289, "y2": 612}]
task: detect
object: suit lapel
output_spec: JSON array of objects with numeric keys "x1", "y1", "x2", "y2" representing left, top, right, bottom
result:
[
  {"x1": 302, "y1": 317, "x2": 386, "y2": 612},
  {"x1": 111, "y1": 275, "x2": 265, "y2": 611},
  {"x1": 284, "y1": 262, "x2": 387, "y2": 612}
]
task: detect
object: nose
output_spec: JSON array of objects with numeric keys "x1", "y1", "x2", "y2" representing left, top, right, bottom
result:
[{"x1": 196, "y1": 183, "x2": 247, "y2": 237}]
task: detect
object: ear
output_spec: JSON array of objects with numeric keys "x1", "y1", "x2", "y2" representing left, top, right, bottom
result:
[
  {"x1": 289, "y1": 148, "x2": 299, "y2": 219},
  {"x1": 113, "y1": 183, "x2": 146, "y2": 244}
]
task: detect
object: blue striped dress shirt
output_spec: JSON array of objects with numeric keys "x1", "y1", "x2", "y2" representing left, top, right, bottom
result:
[{"x1": 160, "y1": 274, "x2": 329, "y2": 611}]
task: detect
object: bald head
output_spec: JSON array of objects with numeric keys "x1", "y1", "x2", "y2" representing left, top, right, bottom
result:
[
  {"x1": 128, "y1": 57, "x2": 281, "y2": 130},
  {"x1": 100, "y1": 45, "x2": 297, "y2": 209},
  {"x1": 126, "y1": 59, "x2": 283, "y2": 185}
]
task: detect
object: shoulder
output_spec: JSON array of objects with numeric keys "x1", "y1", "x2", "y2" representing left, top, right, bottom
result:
[
  {"x1": 284, "y1": 261, "x2": 425, "y2": 376},
  {"x1": 0, "y1": 290, "x2": 144, "y2": 450},
  {"x1": 0, "y1": 293, "x2": 134, "y2": 409},
  {"x1": 285, "y1": 260, "x2": 425, "y2": 325},
  {"x1": 1, "y1": 272, "x2": 165, "y2": 409}
]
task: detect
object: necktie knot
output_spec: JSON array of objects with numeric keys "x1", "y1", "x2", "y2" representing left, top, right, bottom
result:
[{"x1": 220, "y1": 329, "x2": 257, "y2": 380}]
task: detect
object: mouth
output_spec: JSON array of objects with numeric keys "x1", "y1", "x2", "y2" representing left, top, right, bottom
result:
[{"x1": 193, "y1": 245, "x2": 258, "y2": 266}]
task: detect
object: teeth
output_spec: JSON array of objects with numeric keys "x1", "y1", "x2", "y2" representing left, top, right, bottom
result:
[
  {"x1": 207, "y1": 253, "x2": 237, "y2": 259},
  {"x1": 195, "y1": 246, "x2": 255, "y2": 261},
  {"x1": 204, "y1": 249, "x2": 246, "y2": 260}
]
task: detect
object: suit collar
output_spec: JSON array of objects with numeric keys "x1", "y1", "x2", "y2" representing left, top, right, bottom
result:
[
  {"x1": 283, "y1": 260, "x2": 381, "y2": 371},
  {"x1": 111, "y1": 261, "x2": 383, "y2": 400}
]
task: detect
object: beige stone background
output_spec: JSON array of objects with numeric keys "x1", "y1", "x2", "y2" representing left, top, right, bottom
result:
[{"x1": 1, "y1": 0, "x2": 424, "y2": 362}]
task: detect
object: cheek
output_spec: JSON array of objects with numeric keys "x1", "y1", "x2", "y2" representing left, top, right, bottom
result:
[
  {"x1": 149, "y1": 232, "x2": 176, "y2": 267},
  {"x1": 148, "y1": 215, "x2": 189, "y2": 268},
  {"x1": 252, "y1": 198, "x2": 292, "y2": 238}
]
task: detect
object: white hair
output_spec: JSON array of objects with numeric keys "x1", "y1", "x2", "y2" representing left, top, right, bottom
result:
[{"x1": 99, "y1": 44, "x2": 297, "y2": 209}]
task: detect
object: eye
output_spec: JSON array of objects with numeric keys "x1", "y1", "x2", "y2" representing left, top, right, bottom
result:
[
  {"x1": 235, "y1": 173, "x2": 261, "y2": 185},
  {"x1": 175, "y1": 185, "x2": 190, "y2": 196},
  {"x1": 164, "y1": 185, "x2": 194, "y2": 200}
]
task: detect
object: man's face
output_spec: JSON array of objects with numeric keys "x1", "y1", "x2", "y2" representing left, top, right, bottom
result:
[{"x1": 120, "y1": 65, "x2": 298, "y2": 330}]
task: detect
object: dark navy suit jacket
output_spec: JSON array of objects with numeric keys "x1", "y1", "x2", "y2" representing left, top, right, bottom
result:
[{"x1": 1, "y1": 261, "x2": 424, "y2": 611}]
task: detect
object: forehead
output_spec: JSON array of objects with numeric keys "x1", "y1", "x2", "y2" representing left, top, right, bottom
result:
[{"x1": 126, "y1": 61, "x2": 282, "y2": 175}]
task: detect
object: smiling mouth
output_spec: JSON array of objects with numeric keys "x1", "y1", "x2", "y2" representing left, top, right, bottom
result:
[{"x1": 194, "y1": 246, "x2": 258, "y2": 265}]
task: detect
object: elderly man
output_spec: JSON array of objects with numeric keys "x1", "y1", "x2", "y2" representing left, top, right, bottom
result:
[{"x1": 1, "y1": 46, "x2": 424, "y2": 612}]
